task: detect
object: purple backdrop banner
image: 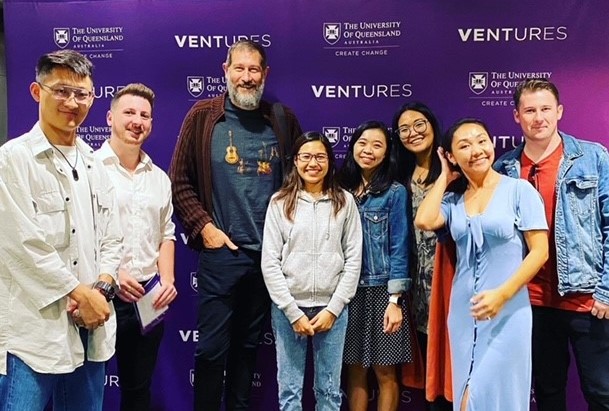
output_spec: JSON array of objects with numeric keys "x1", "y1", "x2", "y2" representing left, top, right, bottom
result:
[{"x1": 4, "y1": 1, "x2": 609, "y2": 410}]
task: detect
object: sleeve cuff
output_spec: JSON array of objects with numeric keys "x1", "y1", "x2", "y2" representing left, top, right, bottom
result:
[
  {"x1": 388, "y1": 278, "x2": 410, "y2": 294},
  {"x1": 593, "y1": 287, "x2": 609, "y2": 306},
  {"x1": 325, "y1": 296, "x2": 346, "y2": 319},
  {"x1": 284, "y1": 301, "x2": 305, "y2": 324}
]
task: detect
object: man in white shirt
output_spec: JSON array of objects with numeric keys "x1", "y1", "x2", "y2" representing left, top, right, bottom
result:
[
  {"x1": 0, "y1": 50, "x2": 122, "y2": 411},
  {"x1": 95, "y1": 83, "x2": 177, "y2": 411}
]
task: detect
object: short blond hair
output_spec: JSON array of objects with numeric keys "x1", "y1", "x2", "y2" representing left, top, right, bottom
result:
[{"x1": 111, "y1": 83, "x2": 155, "y2": 111}]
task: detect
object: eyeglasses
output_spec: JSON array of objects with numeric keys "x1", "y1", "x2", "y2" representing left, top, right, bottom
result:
[
  {"x1": 528, "y1": 164, "x2": 538, "y2": 190},
  {"x1": 37, "y1": 82, "x2": 94, "y2": 104},
  {"x1": 296, "y1": 153, "x2": 329, "y2": 163},
  {"x1": 396, "y1": 120, "x2": 428, "y2": 140}
]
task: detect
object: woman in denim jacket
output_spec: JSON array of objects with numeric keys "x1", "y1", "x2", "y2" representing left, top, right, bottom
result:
[{"x1": 339, "y1": 121, "x2": 413, "y2": 411}]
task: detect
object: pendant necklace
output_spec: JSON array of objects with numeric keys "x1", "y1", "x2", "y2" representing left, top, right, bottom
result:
[
  {"x1": 414, "y1": 168, "x2": 427, "y2": 185},
  {"x1": 50, "y1": 142, "x2": 80, "y2": 181}
]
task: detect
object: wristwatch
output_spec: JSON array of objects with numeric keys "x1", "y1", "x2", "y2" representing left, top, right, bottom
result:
[
  {"x1": 93, "y1": 280, "x2": 116, "y2": 301},
  {"x1": 389, "y1": 294, "x2": 403, "y2": 306}
]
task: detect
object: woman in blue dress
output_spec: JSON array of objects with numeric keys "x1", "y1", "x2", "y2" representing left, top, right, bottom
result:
[{"x1": 415, "y1": 118, "x2": 548, "y2": 411}]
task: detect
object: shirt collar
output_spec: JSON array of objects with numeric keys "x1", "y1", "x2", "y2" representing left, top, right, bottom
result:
[
  {"x1": 30, "y1": 122, "x2": 94, "y2": 160},
  {"x1": 98, "y1": 139, "x2": 153, "y2": 170}
]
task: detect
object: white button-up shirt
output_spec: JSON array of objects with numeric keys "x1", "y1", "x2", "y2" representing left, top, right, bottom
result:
[
  {"x1": 95, "y1": 140, "x2": 175, "y2": 282},
  {"x1": 0, "y1": 123, "x2": 123, "y2": 375}
]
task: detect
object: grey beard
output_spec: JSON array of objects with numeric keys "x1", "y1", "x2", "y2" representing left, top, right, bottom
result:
[{"x1": 227, "y1": 82, "x2": 264, "y2": 110}]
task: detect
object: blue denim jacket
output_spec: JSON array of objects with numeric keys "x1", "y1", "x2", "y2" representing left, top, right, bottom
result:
[
  {"x1": 356, "y1": 182, "x2": 410, "y2": 293},
  {"x1": 494, "y1": 132, "x2": 609, "y2": 305}
]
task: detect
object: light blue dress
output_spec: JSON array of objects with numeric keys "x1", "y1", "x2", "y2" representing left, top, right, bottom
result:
[{"x1": 441, "y1": 176, "x2": 547, "y2": 411}]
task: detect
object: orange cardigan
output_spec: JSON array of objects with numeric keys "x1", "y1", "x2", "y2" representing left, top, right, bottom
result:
[{"x1": 402, "y1": 238, "x2": 456, "y2": 402}]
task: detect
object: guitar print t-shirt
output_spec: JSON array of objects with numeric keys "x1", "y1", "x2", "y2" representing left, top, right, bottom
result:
[{"x1": 210, "y1": 98, "x2": 281, "y2": 251}]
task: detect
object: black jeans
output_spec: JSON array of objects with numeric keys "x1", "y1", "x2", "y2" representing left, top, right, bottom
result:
[
  {"x1": 416, "y1": 331, "x2": 453, "y2": 411},
  {"x1": 114, "y1": 297, "x2": 165, "y2": 411},
  {"x1": 532, "y1": 306, "x2": 609, "y2": 411},
  {"x1": 193, "y1": 247, "x2": 270, "y2": 411}
]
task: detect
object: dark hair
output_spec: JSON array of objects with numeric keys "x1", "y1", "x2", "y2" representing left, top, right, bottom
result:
[
  {"x1": 442, "y1": 118, "x2": 494, "y2": 193},
  {"x1": 111, "y1": 83, "x2": 155, "y2": 111},
  {"x1": 338, "y1": 120, "x2": 394, "y2": 195},
  {"x1": 513, "y1": 78, "x2": 560, "y2": 107},
  {"x1": 35, "y1": 49, "x2": 94, "y2": 83},
  {"x1": 391, "y1": 101, "x2": 442, "y2": 187},
  {"x1": 274, "y1": 131, "x2": 345, "y2": 221},
  {"x1": 226, "y1": 39, "x2": 267, "y2": 69}
]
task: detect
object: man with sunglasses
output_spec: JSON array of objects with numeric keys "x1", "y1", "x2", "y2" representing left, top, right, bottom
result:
[
  {"x1": 0, "y1": 50, "x2": 122, "y2": 410},
  {"x1": 495, "y1": 79, "x2": 609, "y2": 411},
  {"x1": 169, "y1": 40, "x2": 302, "y2": 411}
]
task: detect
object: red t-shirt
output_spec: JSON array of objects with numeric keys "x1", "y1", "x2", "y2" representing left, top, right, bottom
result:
[{"x1": 520, "y1": 144, "x2": 594, "y2": 311}]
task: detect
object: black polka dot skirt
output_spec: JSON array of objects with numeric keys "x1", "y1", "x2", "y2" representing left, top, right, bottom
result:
[{"x1": 343, "y1": 285, "x2": 413, "y2": 368}]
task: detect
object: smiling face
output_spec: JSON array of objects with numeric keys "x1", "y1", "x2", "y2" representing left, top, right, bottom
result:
[
  {"x1": 514, "y1": 89, "x2": 563, "y2": 145},
  {"x1": 31, "y1": 67, "x2": 94, "y2": 144},
  {"x1": 223, "y1": 46, "x2": 269, "y2": 110},
  {"x1": 447, "y1": 122, "x2": 495, "y2": 177},
  {"x1": 107, "y1": 93, "x2": 153, "y2": 147},
  {"x1": 295, "y1": 141, "x2": 329, "y2": 193},
  {"x1": 397, "y1": 109, "x2": 434, "y2": 156},
  {"x1": 353, "y1": 128, "x2": 388, "y2": 176}
]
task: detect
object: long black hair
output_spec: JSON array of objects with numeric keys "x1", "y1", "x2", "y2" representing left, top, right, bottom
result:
[
  {"x1": 338, "y1": 120, "x2": 394, "y2": 195},
  {"x1": 443, "y1": 118, "x2": 494, "y2": 194},
  {"x1": 273, "y1": 131, "x2": 346, "y2": 221},
  {"x1": 391, "y1": 101, "x2": 443, "y2": 187}
]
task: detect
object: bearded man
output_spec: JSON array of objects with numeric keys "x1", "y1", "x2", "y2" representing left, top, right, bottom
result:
[{"x1": 169, "y1": 40, "x2": 302, "y2": 411}]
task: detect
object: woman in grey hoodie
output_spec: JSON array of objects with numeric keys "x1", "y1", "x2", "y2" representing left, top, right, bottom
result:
[{"x1": 261, "y1": 132, "x2": 362, "y2": 411}]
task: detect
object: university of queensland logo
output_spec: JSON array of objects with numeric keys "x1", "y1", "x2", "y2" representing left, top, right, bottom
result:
[
  {"x1": 469, "y1": 72, "x2": 488, "y2": 95},
  {"x1": 323, "y1": 23, "x2": 341, "y2": 45},
  {"x1": 322, "y1": 127, "x2": 341, "y2": 148},
  {"x1": 187, "y1": 76, "x2": 205, "y2": 98},
  {"x1": 53, "y1": 28, "x2": 70, "y2": 49},
  {"x1": 190, "y1": 272, "x2": 198, "y2": 292}
]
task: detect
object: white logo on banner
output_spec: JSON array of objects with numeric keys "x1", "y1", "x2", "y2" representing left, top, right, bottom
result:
[
  {"x1": 322, "y1": 20, "x2": 402, "y2": 58},
  {"x1": 190, "y1": 271, "x2": 198, "y2": 292},
  {"x1": 174, "y1": 34, "x2": 271, "y2": 49},
  {"x1": 50, "y1": 26, "x2": 124, "y2": 58},
  {"x1": 312, "y1": 83, "x2": 412, "y2": 99},
  {"x1": 77, "y1": 124, "x2": 111, "y2": 149},
  {"x1": 322, "y1": 127, "x2": 341, "y2": 148},
  {"x1": 469, "y1": 72, "x2": 488, "y2": 95},
  {"x1": 468, "y1": 70, "x2": 553, "y2": 108},
  {"x1": 457, "y1": 26, "x2": 567, "y2": 42},
  {"x1": 179, "y1": 329, "x2": 199, "y2": 342},
  {"x1": 54, "y1": 28, "x2": 70, "y2": 48},
  {"x1": 189, "y1": 369, "x2": 195, "y2": 387},
  {"x1": 187, "y1": 76, "x2": 205, "y2": 98},
  {"x1": 104, "y1": 374, "x2": 120, "y2": 387},
  {"x1": 324, "y1": 23, "x2": 341, "y2": 45}
]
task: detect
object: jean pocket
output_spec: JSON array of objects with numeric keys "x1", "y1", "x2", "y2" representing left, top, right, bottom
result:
[
  {"x1": 566, "y1": 177, "x2": 597, "y2": 217},
  {"x1": 363, "y1": 210, "x2": 388, "y2": 241}
]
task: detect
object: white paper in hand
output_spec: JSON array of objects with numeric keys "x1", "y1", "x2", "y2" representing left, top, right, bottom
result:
[{"x1": 134, "y1": 274, "x2": 168, "y2": 333}]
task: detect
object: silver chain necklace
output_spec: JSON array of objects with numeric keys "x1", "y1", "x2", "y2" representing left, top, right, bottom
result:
[{"x1": 49, "y1": 142, "x2": 80, "y2": 181}]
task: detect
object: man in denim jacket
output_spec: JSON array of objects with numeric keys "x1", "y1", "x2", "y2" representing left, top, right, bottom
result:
[{"x1": 494, "y1": 78, "x2": 609, "y2": 411}]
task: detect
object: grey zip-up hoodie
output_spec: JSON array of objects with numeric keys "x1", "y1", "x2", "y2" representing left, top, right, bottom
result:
[{"x1": 261, "y1": 190, "x2": 363, "y2": 324}]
